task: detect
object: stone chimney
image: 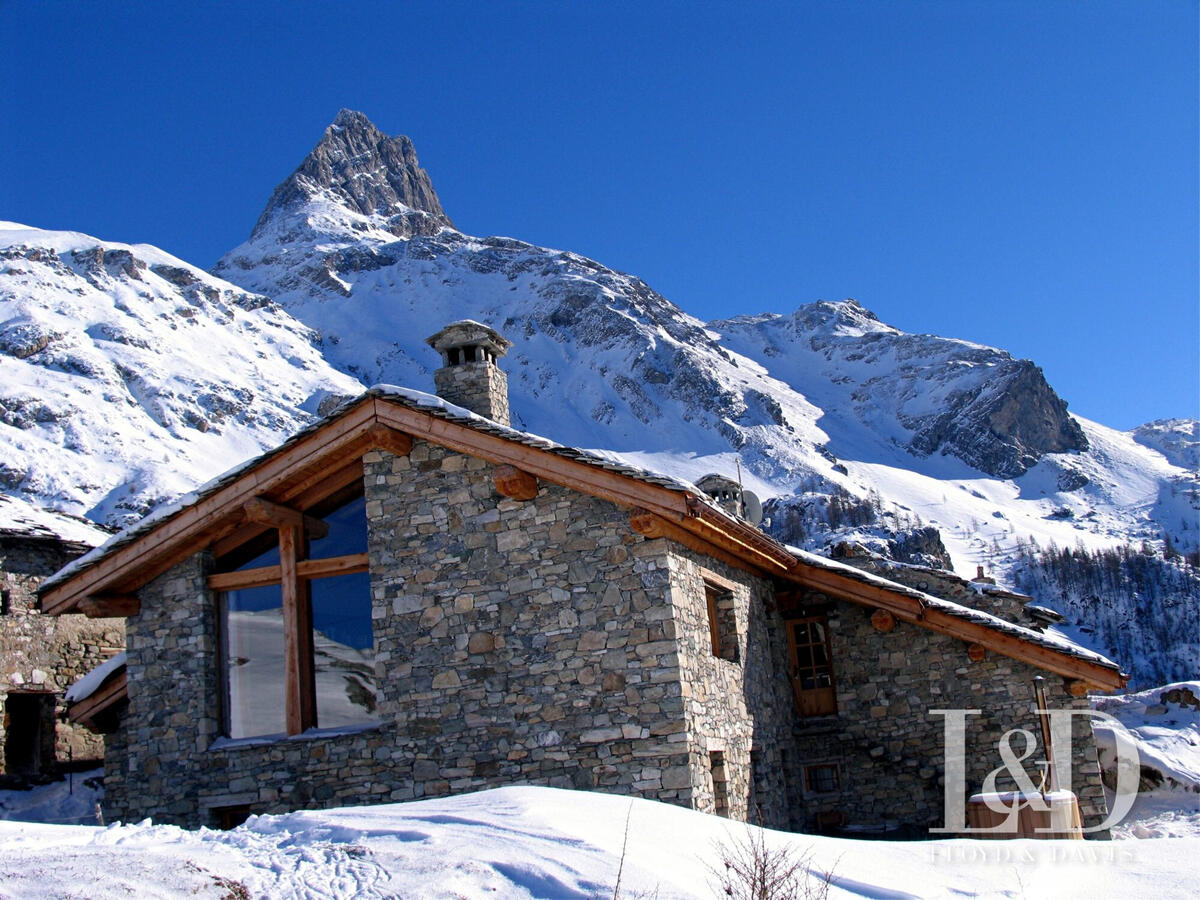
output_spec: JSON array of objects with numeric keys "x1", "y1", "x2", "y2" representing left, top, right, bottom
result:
[
  {"x1": 425, "y1": 321, "x2": 513, "y2": 426},
  {"x1": 696, "y1": 473, "x2": 744, "y2": 518}
]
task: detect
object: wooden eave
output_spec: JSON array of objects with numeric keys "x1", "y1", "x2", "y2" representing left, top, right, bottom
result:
[
  {"x1": 68, "y1": 667, "x2": 128, "y2": 733},
  {"x1": 780, "y1": 557, "x2": 1128, "y2": 692},
  {"x1": 38, "y1": 391, "x2": 1127, "y2": 692}
]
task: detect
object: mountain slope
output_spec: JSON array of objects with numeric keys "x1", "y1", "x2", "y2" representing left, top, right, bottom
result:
[
  {"x1": 0, "y1": 222, "x2": 363, "y2": 527},
  {"x1": 214, "y1": 112, "x2": 1195, "y2": 569}
]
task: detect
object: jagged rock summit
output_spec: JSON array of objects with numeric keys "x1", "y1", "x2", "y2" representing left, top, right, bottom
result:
[{"x1": 249, "y1": 109, "x2": 452, "y2": 244}]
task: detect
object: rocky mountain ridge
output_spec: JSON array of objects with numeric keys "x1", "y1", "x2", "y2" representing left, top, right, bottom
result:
[{"x1": 2, "y1": 113, "x2": 1195, "y2": 589}]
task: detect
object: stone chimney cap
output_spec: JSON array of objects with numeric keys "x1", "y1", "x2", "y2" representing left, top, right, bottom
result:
[{"x1": 425, "y1": 321, "x2": 512, "y2": 357}]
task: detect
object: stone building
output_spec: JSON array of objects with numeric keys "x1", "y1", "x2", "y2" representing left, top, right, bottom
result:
[
  {"x1": 0, "y1": 499, "x2": 119, "y2": 781},
  {"x1": 43, "y1": 322, "x2": 1126, "y2": 833}
]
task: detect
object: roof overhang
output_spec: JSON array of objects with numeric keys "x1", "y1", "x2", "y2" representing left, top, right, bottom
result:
[
  {"x1": 68, "y1": 666, "x2": 127, "y2": 734},
  {"x1": 40, "y1": 389, "x2": 1127, "y2": 693}
]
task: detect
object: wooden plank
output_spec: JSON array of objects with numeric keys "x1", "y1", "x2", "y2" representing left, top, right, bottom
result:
[
  {"x1": 279, "y1": 524, "x2": 314, "y2": 735},
  {"x1": 77, "y1": 594, "x2": 140, "y2": 618},
  {"x1": 208, "y1": 565, "x2": 283, "y2": 592},
  {"x1": 40, "y1": 401, "x2": 379, "y2": 614},
  {"x1": 207, "y1": 554, "x2": 369, "y2": 592},
  {"x1": 299, "y1": 553, "x2": 369, "y2": 579},
  {"x1": 494, "y1": 465, "x2": 538, "y2": 500}
]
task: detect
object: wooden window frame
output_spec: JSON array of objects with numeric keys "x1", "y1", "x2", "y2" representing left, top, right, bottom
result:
[
  {"x1": 786, "y1": 614, "x2": 837, "y2": 717},
  {"x1": 802, "y1": 762, "x2": 841, "y2": 797},
  {"x1": 701, "y1": 569, "x2": 740, "y2": 663},
  {"x1": 210, "y1": 484, "x2": 371, "y2": 737}
]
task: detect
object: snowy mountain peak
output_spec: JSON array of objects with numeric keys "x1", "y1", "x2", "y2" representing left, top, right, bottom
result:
[{"x1": 247, "y1": 110, "x2": 452, "y2": 244}]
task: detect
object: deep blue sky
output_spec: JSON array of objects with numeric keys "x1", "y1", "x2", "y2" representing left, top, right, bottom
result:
[{"x1": 2, "y1": 1, "x2": 1195, "y2": 430}]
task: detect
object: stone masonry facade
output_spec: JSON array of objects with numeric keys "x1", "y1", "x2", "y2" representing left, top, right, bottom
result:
[
  {"x1": 783, "y1": 593, "x2": 1107, "y2": 836},
  {"x1": 1, "y1": 535, "x2": 123, "y2": 777},
  {"x1": 103, "y1": 440, "x2": 795, "y2": 828},
  {"x1": 96, "y1": 439, "x2": 1111, "y2": 836}
]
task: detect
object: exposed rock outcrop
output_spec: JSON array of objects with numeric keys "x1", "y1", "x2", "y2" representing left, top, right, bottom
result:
[{"x1": 250, "y1": 108, "x2": 452, "y2": 242}]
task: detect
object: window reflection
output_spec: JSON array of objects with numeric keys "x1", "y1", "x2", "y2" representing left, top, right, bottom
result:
[
  {"x1": 218, "y1": 489, "x2": 376, "y2": 738},
  {"x1": 307, "y1": 494, "x2": 367, "y2": 558},
  {"x1": 223, "y1": 585, "x2": 286, "y2": 739},
  {"x1": 311, "y1": 571, "x2": 378, "y2": 729}
]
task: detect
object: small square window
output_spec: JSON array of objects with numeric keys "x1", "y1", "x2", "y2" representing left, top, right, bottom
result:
[
  {"x1": 804, "y1": 763, "x2": 840, "y2": 796},
  {"x1": 211, "y1": 804, "x2": 252, "y2": 830}
]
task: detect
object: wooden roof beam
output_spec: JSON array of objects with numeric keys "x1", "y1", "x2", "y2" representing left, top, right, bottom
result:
[
  {"x1": 242, "y1": 497, "x2": 329, "y2": 539},
  {"x1": 68, "y1": 668, "x2": 127, "y2": 732},
  {"x1": 77, "y1": 594, "x2": 140, "y2": 618}
]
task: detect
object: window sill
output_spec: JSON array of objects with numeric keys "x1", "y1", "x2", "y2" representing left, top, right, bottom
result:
[{"x1": 210, "y1": 720, "x2": 382, "y2": 751}]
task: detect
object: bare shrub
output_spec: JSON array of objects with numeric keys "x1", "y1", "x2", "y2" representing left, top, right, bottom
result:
[{"x1": 708, "y1": 825, "x2": 833, "y2": 900}]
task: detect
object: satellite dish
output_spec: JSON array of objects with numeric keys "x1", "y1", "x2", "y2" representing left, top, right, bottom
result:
[{"x1": 741, "y1": 490, "x2": 763, "y2": 526}]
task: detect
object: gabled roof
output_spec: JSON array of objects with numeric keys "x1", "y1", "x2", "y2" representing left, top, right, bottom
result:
[{"x1": 40, "y1": 386, "x2": 1127, "y2": 691}]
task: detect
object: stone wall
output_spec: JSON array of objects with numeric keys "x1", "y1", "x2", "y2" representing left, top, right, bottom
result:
[
  {"x1": 103, "y1": 440, "x2": 716, "y2": 826},
  {"x1": 95, "y1": 440, "x2": 1111, "y2": 835},
  {"x1": 666, "y1": 548, "x2": 794, "y2": 828},
  {"x1": 0, "y1": 536, "x2": 122, "y2": 777},
  {"x1": 784, "y1": 594, "x2": 1109, "y2": 838}
]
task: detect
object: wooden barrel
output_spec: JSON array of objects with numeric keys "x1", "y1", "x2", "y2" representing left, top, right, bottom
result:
[{"x1": 966, "y1": 791, "x2": 1083, "y2": 839}]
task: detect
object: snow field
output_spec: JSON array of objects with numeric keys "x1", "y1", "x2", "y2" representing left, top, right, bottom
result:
[{"x1": 1, "y1": 786, "x2": 1198, "y2": 899}]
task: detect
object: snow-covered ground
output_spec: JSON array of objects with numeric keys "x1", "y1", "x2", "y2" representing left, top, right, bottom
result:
[
  {"x1": 1094, "y1": 681, "x2": 1200, "y2": 840},
  {"x1": 0, "y1": 784, "x2": 1197, "y2": 900},
  {"x1": 2, "y1": 680, "x2": 1198, "y2": 900}
]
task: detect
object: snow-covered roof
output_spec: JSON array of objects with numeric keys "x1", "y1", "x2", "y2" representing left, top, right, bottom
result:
[
  {"x1": 41, "y1": 385, "x2": 711, "y2": 594},
  {"x1": 64, "y1": 652, "x2": 126, "y2": 704},
  {"x1": 786, "y1": 547, "x2": 1120, "y2": 673},
  {"x1": 0, "y1": 494, "x2": 110, "y2": 548},
  {"x1": 40, "y1": 384, "x2": 1123, "y2": 686}
]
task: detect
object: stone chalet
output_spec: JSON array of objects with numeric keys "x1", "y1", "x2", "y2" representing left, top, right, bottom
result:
[
  {"x1": 1, "y1": 501, "x2": 119, "y2": 782},
  {"x1": 41, "y1": 321, "x2": 1127, "y2": 834}
]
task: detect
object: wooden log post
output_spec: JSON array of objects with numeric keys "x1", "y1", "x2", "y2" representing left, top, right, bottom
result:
[{"x1": 279, "y1": 523, "x2": 315, "y2": 735}]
